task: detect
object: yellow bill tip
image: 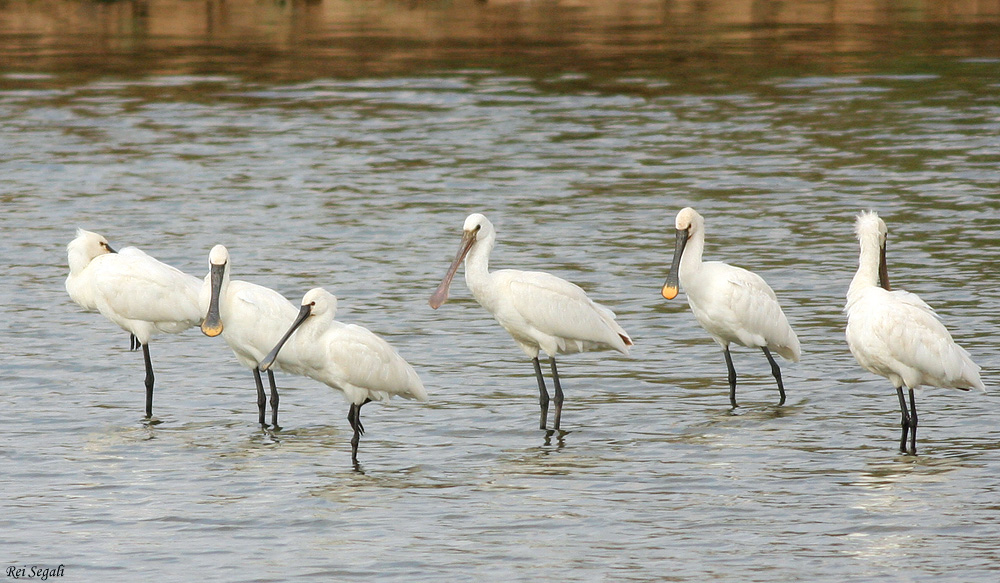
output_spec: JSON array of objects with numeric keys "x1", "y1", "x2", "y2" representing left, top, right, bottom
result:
[
  {"x1": 201, "y1": 323, "x2": 223, "y2": 337},
  {"x1": 661, "y1": 286, "x2": 678, "y2": 300}
]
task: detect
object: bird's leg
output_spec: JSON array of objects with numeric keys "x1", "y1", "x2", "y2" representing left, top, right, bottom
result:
[
  {"x1": 141, "y1": 343, "x2": 154, "y2": 418},
  {"x1": 908, "y1": 388, "x2": 918, "y2": 456},
  {"x1": 723, "y1": 347, "x2": 738, "y2": 408},
  {"x1": 347, "y1": 403, "x2": 363, "y2": 436},
  {"x1": 267, "y1": 369, "x2": 279, "y2": 429},
  {"x1": 347, "y1": 399, "x2": 371, "y2": 466},
  {"x1": 761, "y1": 347, "x2": 786, "y2": 406},
  {"x1": 533, "y1": 357, "x2": 549, "y2": 430},
  {"x1": 252, "y1": 368, "x2": 267, "y2": 426},
  {"x1": 896, "y1": 386, "x2": 910, "y2": 454},
  {"x1": 129, "y1": 334, "x2": 140, "y2": 351},
  {"x1": 347, "y1": 403, "x2": 361, "y2": 466},
  {"x1": 549, "y1": 357, "x2": 564, "y2": 431}
]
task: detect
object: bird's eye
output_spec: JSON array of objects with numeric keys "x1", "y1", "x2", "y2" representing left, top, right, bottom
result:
[{"x1": 474, "y1": 225, "x2": 482, "y2": 232}]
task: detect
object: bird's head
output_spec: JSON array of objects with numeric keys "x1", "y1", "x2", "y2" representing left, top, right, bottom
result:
[
  {"x1": 429, "y1": 213, "x2": 494, "y2": 309},
  {"x1": 67, "y1": 229, "x2": 116, "y2": 274},
  {"x1": 200, "y1": 244, "x2": 231, "y2": 337},
  {"x1": 662, "y1": 207, "x2": 703, "y2": 300}
]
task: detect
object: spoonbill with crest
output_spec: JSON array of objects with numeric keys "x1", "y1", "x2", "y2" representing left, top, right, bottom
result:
[
  {"x1": 661, "y1": 207, "x2": 800, "y2": 408},
  {"x1": 845, "y1": 210, "x2": 984, "y2": 455},
  {"x1": 200, "y1": 244, "x2": 299, "y2": 428},
  {"x1": 429, "y1": 213, "x2": 632, "y2": 431},
  {"x1": 65, "y1": 229, "x2": 202, "y2": 418},
  {"x1": 259, "y1": 288, "x2": 427, "y2": 466}
]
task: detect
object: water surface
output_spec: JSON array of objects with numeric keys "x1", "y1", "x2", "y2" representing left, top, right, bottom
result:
[{"x1": 2, "y1": 2, "x2": 999, "y2": 581}]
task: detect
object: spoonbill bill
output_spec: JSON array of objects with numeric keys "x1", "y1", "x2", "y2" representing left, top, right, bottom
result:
[
  {"x1": 66, "y1": 229, "x2": 202, "y2": 418},
  {"x1": 200, "y1": 245, "x2": 299, "y2": 428},
  {"x1": 429, "y1": 213, "x2": 633, "y2": 431},
  {"x1": 661, "y1": 207, "x2": 800, "y2": 408},
  {"x1": 259, "y1": 288, "x2": 427, "y2": 466},
  {"x1": 845, "y1": 211, "x2": 984, "y2": 455}
]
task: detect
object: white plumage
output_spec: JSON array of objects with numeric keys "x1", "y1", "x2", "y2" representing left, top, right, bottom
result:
[
  {"x1": 845, "y1": 210, "x2": 984, "y2": 454},
  {"x1": 200, "y1": 245, "x2": 299, "y2": 427},
  {"x1": 259, "y1": 288, "x2": 427, "y2": 466},
  {"x1": 65, "y1": 229, "x2": 202, "y2": 417},
  {"x1": 661, "y1": 207, "x2": 799, "y2": 407},
  {"x1": 429, "y1": 213, "x2": 632, "y2": 431}
]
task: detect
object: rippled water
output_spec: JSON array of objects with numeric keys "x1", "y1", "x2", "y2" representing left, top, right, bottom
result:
[{"x1": 2, "y1": 2, "x2": 1000, "y2": 581}]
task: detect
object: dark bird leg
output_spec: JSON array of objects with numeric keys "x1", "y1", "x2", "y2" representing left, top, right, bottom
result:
[
  {"x1": 762, "y1": 347, "x2": 786, "y2": 406},
  {"x1": 267, "y1": 369, "x2": 279, "y2": 429},
  {"x1": 908, "y1": 388, "x2": 918, "y2": 455},
  {"x1": 550, "y1": 357, "x2": 564, "y2": 431},
  {"x1": 252, "y1": 368, "x2": 267, "y2": 426},
  {"x1": 141, "y1": 343, "x2": 154, "y2": 418},
  {"x1": 896, "y1": 386, "x2": 911, "y2": 454},
  {"x1": 533, "y1": 357, "x2": 549, "y2": 430},
  {"x1": 347, "y1": 403, "x2": 362, "y2": 466},
  {"x1": 130, "y1": 334, "x2": 140, "y2": 351},
  {"x1": 723, "y1": 347, "x2": 738, "y2": 408},
  {"x1": 347, "y1": 399, "x2": 371, "y2": 466}
]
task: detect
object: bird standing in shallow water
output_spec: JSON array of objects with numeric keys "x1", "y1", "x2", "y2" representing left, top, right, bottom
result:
[
  {"x1": 429, "y1": 213, "x2": 633, "y2": 431},
  {"x1": 259, "y1": 288, "x2": 427, "y2": 467},
  {"x1": 66, "y1": 229, "x2": 202, "y2": 418},
  {"x1": 661, "y1": 207, "x2": 800, "y2": 408},
  {"x1": 845, "y1": 211, "x2": 984, "y2": 455},
  {"x1": 200, "y1": 245, "x2": 299, "y2": 428}
]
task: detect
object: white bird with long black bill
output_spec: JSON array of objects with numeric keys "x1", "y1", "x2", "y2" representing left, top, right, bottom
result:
[
  {"x1": 66, "y1": 229, "x2": 202, "y2": 418},
  {"x1": 845, "y1": 211, "x2": 984, "y2": 455},
  {"x1": 259, "y1": 288, "x2": 427, "y2": 466},
  {"x1": 200, "y1": 245, "x2": 299, "y2": 428},
  {"x1": 429, "y1": 213, "x2": 633, "y2": 431},
  {"x1": 661, "y1": 207, "x2": 800, "y2": 408}
]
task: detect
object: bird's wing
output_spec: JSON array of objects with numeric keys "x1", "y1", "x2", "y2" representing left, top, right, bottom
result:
[
  {"x1": 230, "y1": 281, "x2": 297, "y2": 322},
  {"x1": 219, "y1": 281, "x2": 300, "y2": 362},
  {"x1": 93, "y1": 248, "x2": 203, "y2": 325},
  {"x1": 724, "y1": 266, "x2": 779, "y2": 302},
  {"x1": 694, "y1": 263, "x2": 798, "y2": 358},
  {"x1": 322, "y1": 323, "x2": 426, "y2": 400},
  {"x1": 499, "y1": 269, "x2": 629, "y2": 349},
  {"x1": 886, "y1": 292, "x2": 981, "y2": 384},
  {"x1": 887, "y1": 289, "x2": 936, "y2": 314},
  {"x1": 851, "y1": 288, "x2": 982, "y2": 390}
]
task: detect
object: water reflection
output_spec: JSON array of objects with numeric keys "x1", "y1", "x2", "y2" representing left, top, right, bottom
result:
[{"x1": 542, "y1": 428, "x2": 567, "y2": 448}]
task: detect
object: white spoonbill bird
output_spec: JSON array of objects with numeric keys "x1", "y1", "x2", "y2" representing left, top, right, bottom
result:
[
  {"x1": 259, "y1": 288, "x2": 427, "y2": 466},
  {"x1": 845, "y1": 211, "x2": 984, "y2": 455},
  {"x1": 66, "y1": 229, "x2": 202, "y2": 418},
  {"x1": 661, "y1": 207, "x2": 800, "y2": 408},
  {"x1": 429, "y1": 213, "x2": 633, "y2": 431},
  {"x1": 200, "y1": 245, "x2": 299, "y2": 428}
]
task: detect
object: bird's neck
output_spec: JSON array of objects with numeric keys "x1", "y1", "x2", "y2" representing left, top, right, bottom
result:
[
  {"x1": 679, "y1": 227, "x2": 706, "y2": 282},
  {"x1": 289, "y1": 316, "x2": 328, "y2": 358},
  {"x1": 849, "y1": 238, "x2": 880, "y2": 298},
  {"x1": 314, "y1": 310, "x2": 336, "y2": 331},
  {"x1": 463, "y1": 233, "x2": 494, "y2": 297},
  {"x1": 67, "y1": 247, "x2": 94, "y2": 277}
]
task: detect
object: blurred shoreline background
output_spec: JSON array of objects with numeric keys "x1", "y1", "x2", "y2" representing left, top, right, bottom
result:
[{"x1": 2, "y1": 0, "x2": 998, "y2": 81}]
